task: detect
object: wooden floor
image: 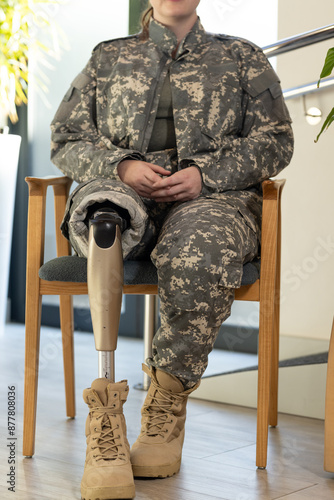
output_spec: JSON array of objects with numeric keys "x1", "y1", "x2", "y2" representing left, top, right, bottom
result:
[{"x1": 0, "y1": 323, "x2": 333, "y2": 500}]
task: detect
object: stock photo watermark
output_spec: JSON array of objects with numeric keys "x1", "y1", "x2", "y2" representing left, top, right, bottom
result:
[
  {"x1": 201, "y1": 0, "x2": 246, "y2": 16},
  {"x1": 6, "y1": 386, "x2": 17, "y2": 493},
  {"x1": 282, "y1": 235, "x2": 334, "y2": 294}
]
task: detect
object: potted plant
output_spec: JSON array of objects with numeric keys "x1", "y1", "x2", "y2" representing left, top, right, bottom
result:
[
  {"x1": 316, "y1": 47, "x2": 334, "y2": 141},
  {"x1": 0, "y1": 0, "x2": 65, "y2": 328}
]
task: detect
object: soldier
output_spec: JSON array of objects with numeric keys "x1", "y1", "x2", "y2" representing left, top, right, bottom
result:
[{"x1": 50, "y1": 1, "x2": 294, "y2": 498}]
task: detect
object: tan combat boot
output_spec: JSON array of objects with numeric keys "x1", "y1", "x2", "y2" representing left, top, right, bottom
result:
[
  {"x1": 130, "y1": 364, "x2": 199, "y2": 478},
  {"x1": 81, "y1": 379, "x2": 135, "y2": 500}
]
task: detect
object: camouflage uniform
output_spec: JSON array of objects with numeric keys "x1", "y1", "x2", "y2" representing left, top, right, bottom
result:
[{"x1": 51, "y1": 18, "x2": 293, "y2": 388}]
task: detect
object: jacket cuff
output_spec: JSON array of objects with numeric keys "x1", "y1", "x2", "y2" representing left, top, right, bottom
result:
[{"x1": 179, "y1": 158, "x2": 206, "y2": 194}]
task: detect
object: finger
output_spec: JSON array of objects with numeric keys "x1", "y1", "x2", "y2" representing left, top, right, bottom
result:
[
  {"x1": 152, "y1": 175, "x2": 182, "y2": 190},
  {"x1": 153, "y1": 191, "x2": 188, "y2": 203},
  {"x1": 152, "y1": 168, "x2": 195, "y2": 189},
  {"x1": 151, "y1": 186, "x2": 175, "y2": 198},
  {"x1": 152, "y1": 183, "x2": 187, "y2": 199},
  {"x1": 151, "y1": 178, "x2": 185, "y2": 197},
  {"x1": 144, "y1": 171, "x2": 166, "y2": 186},
  {"x1": 152, "y1": 178, "x2": 172, "y2": 190},
  {"x1": 146, "y1": 163, "x2": 172, "y2": 176},
  {"x1": 137, "y1": 187, "x2": 155, "y2": 198}
]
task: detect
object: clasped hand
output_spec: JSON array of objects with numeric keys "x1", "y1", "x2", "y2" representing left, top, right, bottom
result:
[{"x1": 117, "y1": 160, "x2": 202, "y2": 202}]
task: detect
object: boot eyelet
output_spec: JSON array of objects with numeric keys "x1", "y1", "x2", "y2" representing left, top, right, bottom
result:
[
  {"x1": 94, "y1": 427, "x2": 98, "y2": 432},
  {"x1": 113, "y1": 393, "x2": 117, "y2": 397}
]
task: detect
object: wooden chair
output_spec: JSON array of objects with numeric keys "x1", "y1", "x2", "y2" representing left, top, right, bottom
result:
[{"x1": 23, "y1": 175, "x2": 285, "y2": 469}]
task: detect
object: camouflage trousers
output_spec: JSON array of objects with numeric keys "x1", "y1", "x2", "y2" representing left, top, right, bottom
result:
[
  {"x1": 63, "y1": 180, "x2": 259, "y2": 388},
  {"x1": 148, "y1": 197, "x2": 259, "y2": 388}
]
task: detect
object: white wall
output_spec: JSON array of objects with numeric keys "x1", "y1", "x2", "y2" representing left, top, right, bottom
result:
[
  {"x1": 277, "y1": 0, "x2": 334, "y2": 341},
  {"x1": 198, "y1": 0, "x2": 278, "y2": 47}
]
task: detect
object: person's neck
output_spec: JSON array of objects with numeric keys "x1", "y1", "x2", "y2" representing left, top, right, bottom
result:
[{"x1": 155, "y1": 13, "x2": 198, "y2": 44}]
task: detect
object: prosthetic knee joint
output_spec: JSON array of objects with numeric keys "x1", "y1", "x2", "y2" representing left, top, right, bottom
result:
[{"x1": 87, "y1": 209, "x2": 125, "y2": 382}]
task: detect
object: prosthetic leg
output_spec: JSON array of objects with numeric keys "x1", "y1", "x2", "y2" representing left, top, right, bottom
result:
[
  {"x1": 87, "y1": 210, "x2": 123, "y2": 380},
  {"x1": 81, "y1": 209, "x2": 135, "y2": 500}
]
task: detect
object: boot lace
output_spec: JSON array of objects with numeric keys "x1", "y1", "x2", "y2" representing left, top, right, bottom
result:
[
  {"x1": 91, "y1": 406, "x2": 125, "y2": 462},
  {"x1": 143, "y1": 387, "x2": 184, "y2": 437}
]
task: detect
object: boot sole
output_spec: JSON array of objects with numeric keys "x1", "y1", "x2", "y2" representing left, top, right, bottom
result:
[
  {"x1": 132, "y1": 457, "x2": 181, "y2": 478},
  {"x1": 81, "y1": 484, "x2": 135, "y2": 500}
]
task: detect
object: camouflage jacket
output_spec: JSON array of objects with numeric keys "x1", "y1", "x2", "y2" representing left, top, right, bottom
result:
[{"x1": 50, "y1": 18, "x2": 293, "y2": 202}]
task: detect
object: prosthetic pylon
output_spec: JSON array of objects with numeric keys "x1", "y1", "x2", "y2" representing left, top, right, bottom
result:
[{"x1": 87, "y1": 211, "x2": 124, "y2": 381}]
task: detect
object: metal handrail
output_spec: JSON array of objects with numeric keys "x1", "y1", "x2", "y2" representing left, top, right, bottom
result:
[
  {"x1": 263, "y1": 23, "x2": 334, "y2": 57},
  {"x1": 262, "y1": 24, "x2": 334, "y2": 100},
  {"x1": 283, "y1": 76, "x2": 334, "y2": 100}
]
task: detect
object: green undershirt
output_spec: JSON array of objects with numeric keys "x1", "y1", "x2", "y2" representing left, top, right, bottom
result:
[{"x1": 147, "y1": 72, "x2": 177, "y2": 152}]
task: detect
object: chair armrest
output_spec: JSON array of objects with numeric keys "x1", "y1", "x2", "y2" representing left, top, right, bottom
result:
[
  {"x1": 25, "y1": 175, "x2": 73, "y2": 189},
  {"x1": 260, "y1": 178, "x2": 285, "y2": 295},
  {"x1": 262, "y1": 178, "x2": 286, "y2": 201},
  {"x1": 261, "y1": 179, "x2": 285, "y2": 241}
]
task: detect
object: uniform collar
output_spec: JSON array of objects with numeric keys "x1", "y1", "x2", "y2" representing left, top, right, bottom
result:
[{"x1": 148, "y1": 17, "x2": 207, "y2": 58}]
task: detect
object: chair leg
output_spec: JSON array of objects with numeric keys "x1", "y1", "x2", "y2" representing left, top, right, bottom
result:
[
  {"x1": 324, "y1": 318, "x2": 334, "y2": 472},
  {"x1": 23, "y1": 292, "x2": 42, "y2": 457},
  {"x1": 142, "y1": 295, "x2": 158, "y2": 390},
  {"x1": 256, "y1": 299, "x2": 275, "y2": 469},
  {"x1": 269, "y1": 199, "x2": 282, "y2": 428},
  {"x1": 59, "y1": 295, "x2": 75, "y2": 418},
  {"x1": 269, "y1": 294, "x2": 280, "y2": 427}
]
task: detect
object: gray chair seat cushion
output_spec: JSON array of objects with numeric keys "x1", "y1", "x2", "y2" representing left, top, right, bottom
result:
[{"x1": 39, "y1": 256, "x2": 260, "y2": 287}]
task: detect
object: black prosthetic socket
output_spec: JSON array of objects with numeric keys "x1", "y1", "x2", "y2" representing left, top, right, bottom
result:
[
  {"x1": 86, "y1": 201, "x2": 130, "y2": 233},
  {"x1": 89, "y1": 213, "x2": 119, "y2": 249}
]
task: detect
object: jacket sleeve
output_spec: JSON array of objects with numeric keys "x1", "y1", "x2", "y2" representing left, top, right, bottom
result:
[
  {"x1": 50, "y1": 46, "x2": 144, "y2": 183},
  {"x1": 184, "y1": 44, "x2": 294, "y2": 193}
]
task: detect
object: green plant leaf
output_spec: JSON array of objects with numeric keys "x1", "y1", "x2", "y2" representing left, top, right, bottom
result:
[
  {"x1": 317, "y1": 47, "x2": 334, "y2": 86},
  {"x1": 315, "y1": 107, "x2": 334, "y2": 142}
]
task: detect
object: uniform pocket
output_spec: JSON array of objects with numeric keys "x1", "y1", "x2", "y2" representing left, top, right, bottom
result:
[
  {"x1": 63, "y1": 72, "x2": 95, "y2": 102},
  {"x1": 245, "y1": 68, "x2": 291, "y2": 123}
]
